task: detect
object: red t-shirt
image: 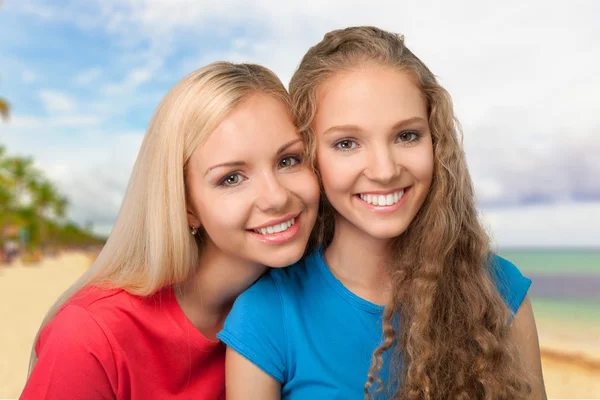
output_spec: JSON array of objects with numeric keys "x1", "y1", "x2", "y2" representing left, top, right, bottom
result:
[{"x1": 21, "y1": 286, "x2": 225, "y2": 399}]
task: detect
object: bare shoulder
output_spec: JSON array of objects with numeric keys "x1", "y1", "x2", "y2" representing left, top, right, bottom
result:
[
  {"x1": 508, "y1": 295, "x2": 548, "y2": 400},
  {"x1": 225, "y1": 346, "x2": 281, "y2": 400}
]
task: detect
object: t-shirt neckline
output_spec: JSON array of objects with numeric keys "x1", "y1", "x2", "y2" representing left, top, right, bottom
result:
[
  {"x1": 313, "y1": 248, "x2": 385, "y2": 315},
  {"x1": 158, "y1": 286, "x2": 224, "y2": 350}
]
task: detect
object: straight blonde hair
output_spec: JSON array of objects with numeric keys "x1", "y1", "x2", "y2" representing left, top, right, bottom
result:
[{"x1": 29, "y1": 62, "x2": 292, "y2": 373}]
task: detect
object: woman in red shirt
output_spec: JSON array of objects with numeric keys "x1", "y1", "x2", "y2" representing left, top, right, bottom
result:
[{"x1": 21, "y1": 62, "x2": 320, "y2": 400}]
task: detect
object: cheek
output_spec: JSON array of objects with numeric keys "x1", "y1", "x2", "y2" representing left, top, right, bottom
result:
[
  {"x1": 317, "y1": 149, "x2": 356, "y2": 195},
  {"x1": 421, "y1": 145, "x2": 435, "y2": 183},
  {"x1": 305, "y1": 173, "x2": 321, "y2": 205},
  {"x1": 285, "y1": 169, "x2": 320, "y2": 206},
  {"x1": 197, "y1": 194, "x2": 251, "y2": 232},
  {"x1": 404, "y1": 143, "x2": 434, "y2": 186}
]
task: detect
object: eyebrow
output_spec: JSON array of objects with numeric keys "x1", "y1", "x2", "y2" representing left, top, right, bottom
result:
[
  {"x1": 205, "y1": 138, "x2": 303, "y2": 176},
  {"x1": 322, "y1": 116, "x2": 428, "y2": 137},
  {"x1": 277, "y1": 138, "x2": 303, "y2": 155}
]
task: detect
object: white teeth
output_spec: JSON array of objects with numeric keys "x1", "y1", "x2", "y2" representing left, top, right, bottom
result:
[
  {"x1": 253, "y1": 218, "x2": 296, "y2": 235},
  {"x1": 359, "y1": 190, "x2": 404, "y2": 206}
]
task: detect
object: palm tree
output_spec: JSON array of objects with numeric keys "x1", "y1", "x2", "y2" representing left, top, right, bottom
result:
[
  {"x1": 0, "y1": 71, "x2": 9, "y2": 121},
  {"x1": 31, "y1": 180, "x2": 58, "y2": 216},
  {"x1": 0, "y1": 0, "x2": 9, "y2": 121},
  {"x1": 0, "y1": 182, "x2": 12, "y2": 219},
  {"x1": 0, "y1": 149, "x2": 13, "y2": 209},
  {"x1": 5, "y1": 156, "x2": 38, "y2": 204},
  {"x1": 0, "y1": 97, "x2": 8, "y2": 121},
  {"x1": 30, "y1": 179, "x2": 60, "y2": 249},
  {"x1": 0, "y1": 145, "x2": 9, "y2": 189},
  {"x1": 52, "y1": 195, "x2": 69, "y2": 222},
  {"x1": 0, "y1": 146, "x2": 14, "y2": 235},
  {"x1": 0, "y1": 144, "x2": 101, "y2": 253}
]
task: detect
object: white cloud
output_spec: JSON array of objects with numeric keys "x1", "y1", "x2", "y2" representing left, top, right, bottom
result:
[
  {"x1": 467, "y1": 116, "x2": 600, "y2": 205},
  {"x1": 52, "y1": 115, "x2": 103, "y2": 127},
  {"x1": 6, "y1": 0, "x2": 600, "y2": 247},
  {"x1": 38, "y1": 90, "x2": 77, "y2": 114},
  {"x1": 167, "y1": 0, "x2": 600, "y2": 208},
  {"x1": 74, "y1": 67, "x2": 103, "y2": 86},
  {"x1": 11, "y1": 114, "x2": 101, "y2": 129},
  {"x1": 14, "y1": 2, "x2": 57, "y2": 20},
  {"x1": 102, "y1": 54, "x2": 164, "y2": 95},
  {"x1": 2, "y1": 122, "x2": 144, "y2": 231},
  {"x1": 481, "y1": 202, "x2": 600, "y2": 248},
  {"x1": 51, "y1": 131, "x2": 144, "y2": 229},
  {"x1": 12, "y1": 1, "x2": 107, "y2": 31},
  {"x1": 21, "y1": 69, "x2": 36, "y2": 83},
  {"x1": 9, "y1": 116, "x2": 44, "y2": 130}
]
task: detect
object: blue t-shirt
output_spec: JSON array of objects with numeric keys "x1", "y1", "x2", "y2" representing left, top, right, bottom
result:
[{"x1": 218, "y1": 249, "x2": 531, "y2": 399}]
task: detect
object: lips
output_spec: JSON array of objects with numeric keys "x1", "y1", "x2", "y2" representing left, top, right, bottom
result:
[
  {"x1": 252, "y1": 217, "x2": 296, "y2": 235},
  {"x1": 358, "y1": 189, "x2": 404, "y2": 206},
  {"x1": 357, "y1": 186, "x2": 412, "y2": 206},
  {"x1": 354, "y1": 186, "x2": 412, "y2": 213},
  {"x1": 247, "y1": 213, "x2": 302, "y2": 244}
]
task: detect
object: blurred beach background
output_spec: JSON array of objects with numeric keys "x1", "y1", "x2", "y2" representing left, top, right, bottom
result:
[{"x1": 1, "y1": 1, "x2": 599, "y2": 399}]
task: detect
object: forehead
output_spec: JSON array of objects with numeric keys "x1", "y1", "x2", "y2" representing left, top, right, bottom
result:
[
  {"x1": 194, "y1": 93, "x2": 299, "y2": 165},
  {"x1": 315, "y1": 65, "x2": 427, "y2": 130}
]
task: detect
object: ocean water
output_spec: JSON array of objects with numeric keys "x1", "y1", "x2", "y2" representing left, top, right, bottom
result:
[
  {"x1": 498, "y1": 249, "x2": 600, "y2": 276},
  {"x1": 498, "y1": 249, "x2": 600, "y2": 325}
]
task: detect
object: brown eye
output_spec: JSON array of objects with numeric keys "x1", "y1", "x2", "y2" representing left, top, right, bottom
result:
[
  {"x1": 397, "y1": 131, "x2": 420, "y2": 143},
  {"x1": 334, "y1": 139, "x2": 357, "y2": 151}
]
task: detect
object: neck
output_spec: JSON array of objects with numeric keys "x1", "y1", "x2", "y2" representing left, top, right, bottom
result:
[
  {"x1": 324, "y1": 214, "x2": 392, "y2": 306},
  {"x1": 176, "y1": 239, "x2": 267, "y2": 339}
]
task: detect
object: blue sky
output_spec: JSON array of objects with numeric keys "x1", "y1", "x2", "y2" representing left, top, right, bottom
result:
[{"x1": 1, "y1": 0, "x2": 599, "y2": 247}]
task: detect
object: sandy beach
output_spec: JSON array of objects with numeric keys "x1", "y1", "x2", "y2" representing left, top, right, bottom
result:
[
  {"x1": 0, "y1": 251, "x2": 93, "y2": 399},
  {"x1": 1, "y1": 252, "x2": 599, "y2": 399}
]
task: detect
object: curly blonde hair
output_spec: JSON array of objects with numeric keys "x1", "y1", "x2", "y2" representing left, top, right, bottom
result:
[{"x1": 290, "y1": 26, "x2": 531, "y2": 399}]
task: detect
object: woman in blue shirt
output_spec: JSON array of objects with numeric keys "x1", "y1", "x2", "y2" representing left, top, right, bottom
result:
[{"x1": 220, "y1": 26, "x2": 546, "y2": 399}]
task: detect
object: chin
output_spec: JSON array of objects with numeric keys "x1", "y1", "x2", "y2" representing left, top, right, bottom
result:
[
  {"x1": 258, "y1": 245, "x2": 305, "y2": 269},
  {"x1": 365, "y1": 230, "x2": 405, "y2": 241},
  {"x1": 360, "y1": 222, "x2": 411, "y2": 241}
]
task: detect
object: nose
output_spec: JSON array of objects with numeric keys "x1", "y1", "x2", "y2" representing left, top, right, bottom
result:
[
  {"x1": 255, "y1": 172, "x2": 290, "y2": 213},
  {"x1": 363, "y1": 145, "x2": 400, "y2": 184}
]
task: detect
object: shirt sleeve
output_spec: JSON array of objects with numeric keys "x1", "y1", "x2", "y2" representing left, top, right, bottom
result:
[
  {"x1": 217, "y1": 273, "x2": 287, "y2": 383},
  {"x1": 20, "y1": 305, "x2": 117, "y2": 400},
  {"x1": 490, "y1": 255, "x2": 532, "y2": 316}
]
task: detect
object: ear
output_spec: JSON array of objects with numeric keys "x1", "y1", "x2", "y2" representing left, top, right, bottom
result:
[{"x1": 186, "y1": 207, "x2": 202, "y2": 229}]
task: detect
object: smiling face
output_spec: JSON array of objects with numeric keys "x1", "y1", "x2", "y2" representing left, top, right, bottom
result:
[
  {"x1": 314, "y1": 65, "x2": 434, "y2": 242},
  {"x1": 186, "y1": 93, "x2": 320, "y2": 268}
]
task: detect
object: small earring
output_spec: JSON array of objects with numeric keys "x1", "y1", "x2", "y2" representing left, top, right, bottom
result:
[{"x1": 190, "y1": 226, "x2": 198, "y2": 236}]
